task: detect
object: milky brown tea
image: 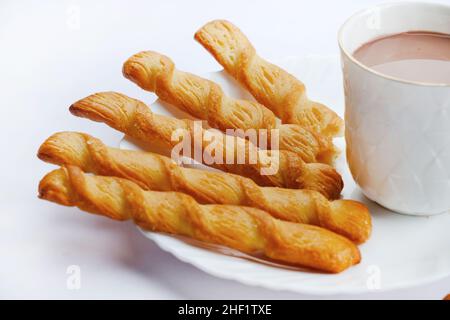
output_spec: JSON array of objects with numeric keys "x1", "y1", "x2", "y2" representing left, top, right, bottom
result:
[{"x1": 353, "y1": 31, "x2": 450, "y2": 84}]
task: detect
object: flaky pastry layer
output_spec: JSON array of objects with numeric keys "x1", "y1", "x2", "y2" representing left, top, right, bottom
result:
[
  {"x1": 38, "y1": 165, "x2": 361, "y2": 273},
  {"x1": 69, "y1": 91, "x2": 343, "y2": 199},
  {"x1": 195, "y1": 20, "x2": 344, "y2": 138},
  {"x1": 123, "y1": 51, "x2": 337, "y2": 164},
  {"x1": 38, "y1": 131, "x2": 371, "y2": 243}
]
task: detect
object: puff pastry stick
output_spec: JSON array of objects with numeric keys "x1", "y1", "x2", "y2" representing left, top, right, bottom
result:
[
  {"x1": 123, "y1": 51, "x2": 337, "y2": 164},
  {"x1": 69, "y1": 92, "x2": 343, "y2": 199},
  {"x1": 195, "y1": 20, "x2": 344, "y2": 137},
  {"x1": 38, "y1": 132, "x2": 371, "y2": 243},
  {"x1": 38, "y1": 166, "x2": 361, "y2": 273}
]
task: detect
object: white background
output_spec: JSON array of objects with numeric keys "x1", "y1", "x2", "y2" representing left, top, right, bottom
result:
[{"x1": 1, "y1": 0, "x2": 449, "y2": 299}]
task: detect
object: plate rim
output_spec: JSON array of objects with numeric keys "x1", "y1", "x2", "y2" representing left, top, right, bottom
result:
[{"x1": 139, "y1": 228, "x2": 450, "y2": 295}]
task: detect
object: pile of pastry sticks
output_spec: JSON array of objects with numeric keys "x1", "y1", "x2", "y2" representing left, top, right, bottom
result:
[{"x1": 37, "y1": 20, "x2": 371, "y2": 273}]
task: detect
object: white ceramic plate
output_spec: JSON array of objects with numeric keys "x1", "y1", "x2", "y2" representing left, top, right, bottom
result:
[{"x1": 120, "y1": 56, "x2": 450, "y2": 295}]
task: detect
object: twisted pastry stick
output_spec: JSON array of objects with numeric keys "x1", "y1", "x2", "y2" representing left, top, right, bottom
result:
[
  {"x1": 195, "y1": 20, "x2": 344, "y2": 137},
  {"x1": 38, "y1": 165, "x2": 361, "y2": 273},
  {"x1": 69, "y1": 91, "x2": 343, "y2": 199},
  {"x1": 38, "y1": 132, "x2": 371, "y2": 243},
  {"x1": 122, "y1": 51, "x2": 337, "y2": 164}
]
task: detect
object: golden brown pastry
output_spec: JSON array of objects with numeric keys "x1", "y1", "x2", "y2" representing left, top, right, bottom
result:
[
  {"x1": 122, "y1": 51, "x2": 337, "y2": 164},
  {"x1": 38, "y1": 165, "x2": 361, "y2": 273},
  {"x1": 38, "y1": 131, "x2": 371, "y2": 243},
  {"x1": 69, "y1": 91, "x2": 343, "y2": 199},
  {"x1": 195, "y1": 20, "x2": 344, "y2": 137}
]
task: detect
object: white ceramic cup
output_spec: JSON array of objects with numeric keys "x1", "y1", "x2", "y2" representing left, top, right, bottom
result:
[{"x1": 338, "y1": 2, "x2": 450, "y2": 215}]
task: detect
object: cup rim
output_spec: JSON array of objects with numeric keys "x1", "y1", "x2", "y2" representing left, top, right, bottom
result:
[{"x1": 337, "y1": 1, "x2": 450, "y2": 87}]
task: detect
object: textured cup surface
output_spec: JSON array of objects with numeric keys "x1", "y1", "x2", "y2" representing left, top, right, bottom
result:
[{"x1": 339, "y1": 2, "x2": 450, "y2": 215}]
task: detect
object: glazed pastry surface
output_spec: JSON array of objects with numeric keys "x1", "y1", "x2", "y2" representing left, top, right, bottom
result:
[
  {"x1": 69, "y1": 91, "x2": 343, "y2": 199},
  {"x1": 195, "y1": 20, "x2": 344, "y2": 137},
  {"x1": 38, "y1": 166, "x2": 361, "y2": 273},
  {"x1": 38, "y1": 131, "x2": 371, "y2": 243},
  {"x1": 123, "y1": 51, "x2": 337, "y2": 164}
]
